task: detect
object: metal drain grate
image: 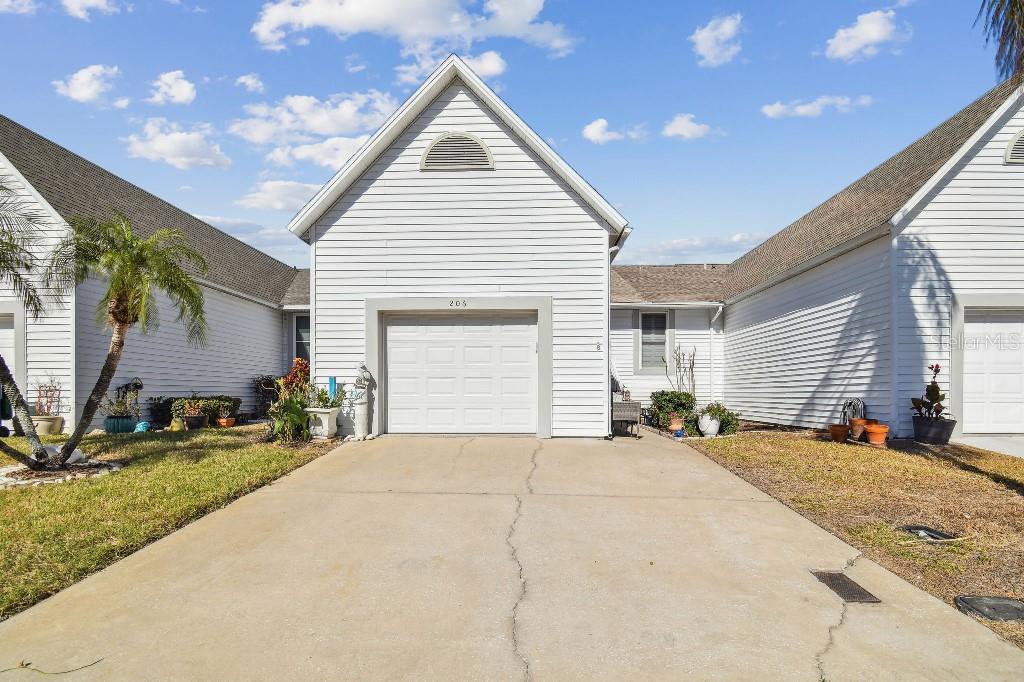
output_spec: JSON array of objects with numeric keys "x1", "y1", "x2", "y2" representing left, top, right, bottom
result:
[{"x1": 811, "y1": 571, "x2": 881, "y2": 603}]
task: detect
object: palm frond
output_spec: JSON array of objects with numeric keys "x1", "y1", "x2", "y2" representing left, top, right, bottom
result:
[{"x1": 977, "y1": 0, "x2": 1024, "y2": 79}]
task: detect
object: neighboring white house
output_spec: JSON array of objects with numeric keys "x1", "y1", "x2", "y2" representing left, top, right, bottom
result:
[
  {"x1": 3, "y1": 57, "x2": 1024, "y2": 440},
  {"x1": 0, "y1": 114, "x2": 306, "y2": 426}
]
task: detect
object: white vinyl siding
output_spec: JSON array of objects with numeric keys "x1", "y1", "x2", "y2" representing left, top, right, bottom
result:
[
  {"x1": 895, "y1": 97, "x2": 1024, "y2": 435},
  {"x1": 610, "y1": 308, "x2": 724, "y2": 406},
  {"x1": 75, "y1": 277, "x2": 283, "y2": 425},
  {"x1": 724, "y1": 237, "x2": 892, "y2": 429},
  {"x1": 0, "y1": 153, "x2": 74, "y2": 423},
  {"x1": 311, "y1": 82, "x2": 611, "y2": 437}
]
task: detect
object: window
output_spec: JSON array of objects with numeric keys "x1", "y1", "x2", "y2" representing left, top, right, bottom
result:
[
  {"x1": 640, "y1": 312, "x2": 668, "y2": 370},
  {"x1": 295, "y1": 315, "x2": 310, "y2": 362},
  {"x1": 421, "y1": 132, "x2": 494, "y2": 170},
  {"x1": 1006, "y1": 129, "x2": 1024, "y2": 164}
]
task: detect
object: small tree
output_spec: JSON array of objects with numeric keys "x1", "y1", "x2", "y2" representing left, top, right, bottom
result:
[
  {"x1": 48, "y1": 214, "x2": 208, "y2": 460},
  {"x1": 0, "y1": 180, "x2": 64, "y2": 469}
]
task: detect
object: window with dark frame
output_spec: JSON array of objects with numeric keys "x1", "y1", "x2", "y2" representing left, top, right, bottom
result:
[
  {"x1": 295, "y1": 315, "x2": 311, "y2": 362},
  {"x1": 640, "y1": 312, "x2": 667, "y2": 369}
]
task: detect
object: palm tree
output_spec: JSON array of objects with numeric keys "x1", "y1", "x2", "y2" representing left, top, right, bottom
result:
[
  {"x1": 0, "y1": 180, "x2": 60, "y2": 469},
  {"x1": 978, "y1": 0, "x2": 1024, "y2": 78},
  {"x1": 48, "y1": 213, "x2": 208, "y2": 460}
]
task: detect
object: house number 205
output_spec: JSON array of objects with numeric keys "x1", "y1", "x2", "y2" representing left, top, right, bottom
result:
[{"x1": 449, "y1": 299, "x2": 468, "y2": 307}]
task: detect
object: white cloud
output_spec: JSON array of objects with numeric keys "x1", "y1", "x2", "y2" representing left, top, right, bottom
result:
[
  {"x1": 615, "y1": 233, "x2": 764, "y2": 265},
  {"x1": 235, "y1": 73, "x2": 265, "y2": 93},
  {"x1": 689, "y1": 13, "x2": 742, "y2": 68},
  {"x1": 235, "y1": 180, "x2": 322, "y2": 211},
  {"x1": 52, "y1": 64, "x2": 120, "y2": 104},
  {"x1": 0, "y1": 0, "x2": 36, "y2": 14},
  {"x1": 267, "y1": 135, "x2": 370, "y2": 168},
  {"x1": 147, "y1": 70, "x2": 197, "y2": 105},
  {"x1": 661, "y1": 114, "x2": 712, "y2": 140},
  {"x1": 124, "y1": 118, "x2": 231, "y2": 170},
  {"x1": 197, "y1": 214, "x2": 309, "y2": 266},
  {"x1": 228, "y1": 90, "x2": 396, "y2": 146},
  {"x1": 462, "y1": 50, "x2": 507, "y2": 78},
  {"x1": 113, "y1": 96, "x2": 131, "y2": 109},
  {"x1": 61, "y1": 0, "x2": 118, "y2": 20},
  {"x1": 825, "y1": 9, "x2": 909, "y2": 62},
  {"x1": 345, "y1": 54, "x2": 367, "y2": 73},
  {"x1": 761, "y1": 95, "x2": 873, "y2": 119},
  {"x1": 250, "y1": 0, "x2": 574, "y2": 82},
  {"x1": 581, "y1": 118, "x2": 644, "y2": 145}
]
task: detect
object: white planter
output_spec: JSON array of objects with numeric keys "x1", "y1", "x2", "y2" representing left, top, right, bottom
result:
[
  {"x1": 352, "y1": 394, "x2": 369, "y2": 439},
  {"x1": 698, "y1": 414, "x2": 721, "y2": 437},
  {"x1": 306, "y1": 407, "x2": 341, "y2": 439}
]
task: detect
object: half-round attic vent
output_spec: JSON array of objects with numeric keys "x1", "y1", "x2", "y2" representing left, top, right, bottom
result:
[
  {"x1": 1006, "y1": 129, "x2": 1024, "y2": 164},
  {"x1": 421, "y1": 132, "x2": 494, "y2": 170}
]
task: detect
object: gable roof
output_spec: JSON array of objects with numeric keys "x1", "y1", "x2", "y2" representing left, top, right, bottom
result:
[
  {"x1": 725, "y1": 76, "x2": 1024, "y2": 299},
  {"x1": 612, "y1": 264, "x2": 729, "y2": 304},
  {"x1": 287, "y1": 54, "x2": 630, "y2": 244},
  {"x1": 0, "y1": 114, "x2": 299, "y2": 307},
  {"x1": 280, "y1": 268, "x2": 310, "y2": 307}
]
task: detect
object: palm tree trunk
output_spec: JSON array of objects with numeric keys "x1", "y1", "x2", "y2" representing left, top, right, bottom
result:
[
  {"x1": 0, "y1": 354, "x2": 51, "y2": 469},
  {"x1": 60, "y1": 321, "x2": 129, "y2": 459}
]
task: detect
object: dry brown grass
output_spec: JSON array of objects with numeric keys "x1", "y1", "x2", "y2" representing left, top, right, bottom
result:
[{"x1": 688, "y1": 432, "x2": 1024, "y2": 648}]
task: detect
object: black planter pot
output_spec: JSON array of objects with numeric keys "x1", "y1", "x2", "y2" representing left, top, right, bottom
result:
[
  {"x1": 913, "y1": 416, "x2": 956, "y2": 445},
  {"x1": 183, "y1": 414, "x2": 209, "y2": 430}
]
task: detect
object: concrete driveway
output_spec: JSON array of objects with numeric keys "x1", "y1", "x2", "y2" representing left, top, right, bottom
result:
[{"x1": 1, "y1": 435, "x2": 1021, "y2": 680}]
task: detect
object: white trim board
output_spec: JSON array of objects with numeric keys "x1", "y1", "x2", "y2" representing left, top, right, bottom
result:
[{"x1": 286, "y1": 55, "x2": 629, "y2": 244}]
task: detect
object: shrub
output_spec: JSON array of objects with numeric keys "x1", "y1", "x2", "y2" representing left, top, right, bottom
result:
[
  {"x1": 166, "y1": 395, "x2": 242, "y2": 422},
  {"x1": 307, "y1": 386, "x2": 345, "y2": 409},
  {"x1": 269, "y1": 378, "x2": 309, "y2": 442},
  {"x1": 697, "y1": 402, "x2": 741, "y2": 435},
  {"x1": 649, "y1": 391, "x2": 696, "y2": 430}
]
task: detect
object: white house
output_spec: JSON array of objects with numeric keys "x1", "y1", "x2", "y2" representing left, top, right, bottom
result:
[{"x1": 3, "y1": 56, "x2": 1024, "y2": 440}]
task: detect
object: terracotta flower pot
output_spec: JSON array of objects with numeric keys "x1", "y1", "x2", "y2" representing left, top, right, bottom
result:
[
  {"x1": 668, "y1": 415, "x2": 684, "y2": 433},
  {"x1": 829, "y1": 424, "x2": 850, "y2": 442},
  {"x1": 864, "y1": 423, "x2": 889, "y2": 446},
  {"x1": 216, "y1": 417, "x2": 236, "y2": 428},
  {"x1": 848, "y1": 418, "x2": 869, "y2": 441}
]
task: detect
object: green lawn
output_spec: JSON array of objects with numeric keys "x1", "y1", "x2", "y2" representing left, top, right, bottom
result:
[{"x1": 0, "y1": 426, "x2": 329, "y2": 620}]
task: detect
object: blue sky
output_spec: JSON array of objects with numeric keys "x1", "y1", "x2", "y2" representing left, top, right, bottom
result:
[{"x1": 0, "y1": 0, "x2": 1005, "y2": 267}]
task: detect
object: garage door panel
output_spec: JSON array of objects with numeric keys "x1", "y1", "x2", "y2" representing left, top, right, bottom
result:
[
  {"x1": 963, "y1": 309, "x2": 1024, "y2": 433},
  {"x1": 385, "y1": 312, "x2": 537, "y2": 434}
]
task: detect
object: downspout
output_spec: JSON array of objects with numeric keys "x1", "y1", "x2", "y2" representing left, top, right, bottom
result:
[
  {"x1": 606, "y1": 245, "x2": 618, "y2": 438},
  {"x1": 709, "y1": 304, "x2": 723, "y2": 401}
]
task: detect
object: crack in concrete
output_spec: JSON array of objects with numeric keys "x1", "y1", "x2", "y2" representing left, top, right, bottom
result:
[
  {"x1": 449, "y1": 437, "x2": 476, "y2": 475},
  {"x1": 525, "y1": 440, "x2": 541, "y2": 495},
  {"x1": 505, "y1": 494, "x2": 531, "y2": 681},
  {"x1": 814, "y1": 553, "x2": 863, "y2": 681}
]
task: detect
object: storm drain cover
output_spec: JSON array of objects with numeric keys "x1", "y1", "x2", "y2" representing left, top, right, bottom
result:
[
  {"x1": 955, "y1": 596, "x2": 1024, "y2": 621},
  {"x1": 900, "y1": 525, "x2": 957, "y2": 542},
  {"x1": 811, "y1": 571, "x2": 881, "y2": 603}
]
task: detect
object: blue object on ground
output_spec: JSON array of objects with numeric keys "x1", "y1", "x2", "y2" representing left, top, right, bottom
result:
[
  {"x1": 134, "y1": 421, "x2": 150, "y2": 433},
  {"x1": 674, "y1": 429, "x2": 685, "y2": 438}
]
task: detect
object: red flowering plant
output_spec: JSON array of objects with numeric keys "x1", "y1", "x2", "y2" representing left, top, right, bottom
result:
[
  {"x1": 911, "y1": 363, "x2": 948, "y2": 419},
  {"x1": 281, "y1": 358, "x2": 311, "y2": 396}
]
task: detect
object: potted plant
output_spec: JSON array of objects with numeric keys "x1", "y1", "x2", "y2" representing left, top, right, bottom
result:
[
  {"x1": 696, "y1": 402, "x2": 740, "y2": 437},
  {"x1": 864, "y1": 421, "x2": 890, "y2": 445},
  {"x1": 31, "y1": 378, "x2": 65, "y2": 435},
  {"x1": 911, "y1": 363, "x2": 957, "y2": 444},
  {"x1": 667, "y1": 412, "x2": 685, "y2": 434},
  {"x1": 180, "y1": 399, "x2": 209, "y2": 430},
  {"x1": 215, "y1": 402, "x2": 236, "y2": 428},
  {"x1": 848, "y1": 417, "x2": 869, "y2": 441},
  {"x1": 829, "y1": 423, "x2": 850, "y2": 442},
  {"x1": 305, "y1": 386, "x2": 344, "y2": 439},
  {"x1": 101, "y1": 390, "x2": 140, "y2": 433}
]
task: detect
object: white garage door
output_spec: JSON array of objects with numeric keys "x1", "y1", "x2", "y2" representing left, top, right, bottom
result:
[
  {"x1": 385, "y1": 312, "x2": 537, "y2": 434},
  {"x1": 963, "y1": 309, "x2": 1024, "y2": 433}
]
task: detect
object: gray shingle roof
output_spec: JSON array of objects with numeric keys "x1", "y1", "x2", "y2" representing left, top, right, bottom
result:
[
  {"x1": 281, "y1": 268, "x2": 310, "y2": 306},
  {"x1": 612, "y1": 264, "x2": 729, "y2": 303},
  {"x1": 725, "y1": 76, "x2": 1023, "y2": 298},
  {"x1": 0, "y1": 114, "x2": 299, "y2": 306}
]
